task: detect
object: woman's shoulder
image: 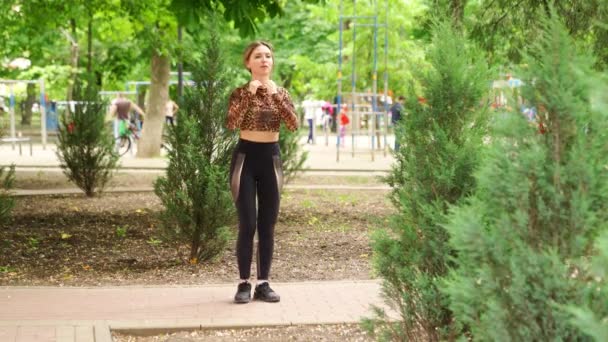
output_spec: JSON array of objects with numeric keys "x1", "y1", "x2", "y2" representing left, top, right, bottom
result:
[
  {"x1": 236, "y1": 83, "x2": 250, "y2": 91},
  {"x1": 230, "y1": 84, "x2": 250, "y2": 97},
  {"x1": 276, "y1": 86, "x2": 292, "y2": 97}
]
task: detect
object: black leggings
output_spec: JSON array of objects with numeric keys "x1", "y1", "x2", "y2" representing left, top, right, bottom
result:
[{"x1": 229, "y1": 139, "x2": 283, "y2": 280}]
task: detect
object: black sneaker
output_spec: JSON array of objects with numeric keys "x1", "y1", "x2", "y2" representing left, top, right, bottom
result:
[
  {"x1": 234, "y1": 282, "x2": 252, "y2": 304},
  {"x1": 254, "y1": 283, "x2": 280, "y2": 302}
]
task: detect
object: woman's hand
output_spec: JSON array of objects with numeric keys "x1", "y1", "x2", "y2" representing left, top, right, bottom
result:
[
  {"x1": 248, "y1": 80, "x2": 263, "y2": 94},
  {"x1": 249, "y1": 80, "x2": 277, "y2": 95},
  {"x1": 263, "y1": 80, "x2": 278, "y2": 94}
]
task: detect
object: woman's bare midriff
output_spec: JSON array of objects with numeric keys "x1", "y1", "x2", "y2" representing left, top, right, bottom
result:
[{"x1": 239, "y1": 130, "x2": 279, "y2": 143}]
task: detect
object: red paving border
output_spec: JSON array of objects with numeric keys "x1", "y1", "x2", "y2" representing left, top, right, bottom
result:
[{"x1": 0, "y1": 280, "x2": 395, "y2": 342}]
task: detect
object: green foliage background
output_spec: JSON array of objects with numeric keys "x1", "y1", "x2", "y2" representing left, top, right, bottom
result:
[
  {"x1": 0, "y1": 165, "x2": 15, "y2": 224},
  {"x1": 55, "y1": 77, "x2": 119, "y2": 197},
  {"x1": 1, "y1": 1, "x2": 606, "y2": 102},
  {"x1": 366, "y1": 21, "x2": 490, "y2": 341},
  {"x1": 443, "y1": 12, "x2": 608, "y2": 341},
  {"x1": 154, "y1": 31, "x2": 236, "y2": 263}
]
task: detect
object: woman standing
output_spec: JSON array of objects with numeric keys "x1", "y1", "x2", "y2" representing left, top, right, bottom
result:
[{"x1": 226, "y1": 41, "x2": 299, "y2": 304}]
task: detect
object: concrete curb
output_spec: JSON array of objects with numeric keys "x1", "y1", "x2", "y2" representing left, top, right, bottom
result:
[
  {"x1": 0, "y1": 280, "x2": 396, "y2": 341},
  {"x1": 4, "y1": 165, "x2": 390, "y2": 173},
  {"x1": 110, "y1": 320, "x2": 370, "y2": 337},
  {"x1": 11, "y1": 184, "x2": 391, "y2": 197}
]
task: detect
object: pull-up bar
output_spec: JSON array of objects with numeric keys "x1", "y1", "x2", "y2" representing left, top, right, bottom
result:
[
  {"x1": 337, "y1": 0, "x2": 389, "y2": 162},
  {"x1": 351, "y1": 24, "x2": 387, "y2": 27},
  {"x1": 98, "y1": 91, "x2": 137, "y2": 96},
  {"x1": 0, "y1": 79, "x2": 47, "y2": 150},
  {"x1": 0, "y1": 80, "x2": 40, "y2": 85},
  {"x1": 340, "y1": 15, "x2": 378, "y2": 19},
  {"x1": 125, "y1": 80, "x2": 195, "y2": 87}
]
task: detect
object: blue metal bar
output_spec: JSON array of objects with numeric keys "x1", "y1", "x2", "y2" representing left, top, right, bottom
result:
[
  {"x1": 383, "y1": 0, "x2": 389, "y2": 156},
  {"x1": 39, "y1": 91, "x2": 46, "y2": 111},
  {"x1": 9, "y1": 84, "x2": 15, "y2": 141},
  {"x1": 9, "y1": 88, "x2": 15, "y2": 108},
  {"x1": 0, "y1": 80, "x2": 39, "y2": 84},
  {"x1": 98, "y1": 91, "x2": 137, "y2": 95},
  {"x1": 350, "y1": 0, "x2": 358, "y2": 157},
  {"x1": 39, "y1": 80, "x2": 47, "y2": 149},
  {"x1": 351, "y1": 24, "x2": 387, "y2": 27},
  {"x1": 126, "y1": 81, "x2": 195, "y2": 86},
  {"x1": 371, "y1": 0, "x2": 379, "y2": 158},
  {"x1": 339, "y1": 15, "x2": 377, "y2": 19},
  {"x1": 337, "y1": 0, "x2": 343, "y2": 161},
  {"x1": 351, "y1": 0, "x2": 357, "y2": 112}
]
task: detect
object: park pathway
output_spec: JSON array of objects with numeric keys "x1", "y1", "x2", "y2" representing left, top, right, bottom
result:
[
  {"x1": 0, "y1": 280, "x2": 395, "y2": 342},
  {"x1": 1, "y1": 137, "x2": 397, "y2": 341}
]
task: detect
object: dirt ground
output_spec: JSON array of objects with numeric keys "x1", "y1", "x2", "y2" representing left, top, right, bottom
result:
[
  {"x1": 113, "y1": 324, "x2": 373, "y2": 342},
  {"x1": 2, "y1": 174, "x2": 393, "y2": 341},
  {"x1": 0, "y1": 187, "x2": 393, "y2": 286},
  {"x1": 11, "y1": 169, "x2": 386, "y2": 190}
]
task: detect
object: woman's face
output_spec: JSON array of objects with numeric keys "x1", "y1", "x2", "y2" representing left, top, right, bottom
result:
[{"x1": 246, "y1": 44, "x2": 273, "y2": 77}]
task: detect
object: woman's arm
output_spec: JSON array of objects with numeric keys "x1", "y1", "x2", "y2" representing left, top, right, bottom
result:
[
  {"x1": 272, "y1": 88, "x2": 299, "y2": 131},
  {"x1": 226, "y1": 87, "x2": 251, "y2": 130}
]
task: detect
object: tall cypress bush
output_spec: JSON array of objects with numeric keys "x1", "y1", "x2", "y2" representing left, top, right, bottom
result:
[
  {"x1": 566, "y1": 231, "x2": 608, "y2": 341},
  {"x1": 56, "y1": 77, "x2": 119, "y2": 197},
  {"x1": 278, "y1": 123, "x2": 307, "y2": 183},
  {"x1": 0, "y1": 109, "x2": 15, "y2": 223},
  {"x1": 365, "y1": 22, "x2": 490, "y2": 341},
  {"x1": 0, "y1": 119, "x2": 15, "y2": 223},
  {"x1": 154, "y1": 32, "x2": 236, "y2": 263},
  {"x1": 0, "y1": 164, "x2": 15, "y2": 224},
  {"x1": 443, "y1": 11, "x2": 608, "y2": 340}
]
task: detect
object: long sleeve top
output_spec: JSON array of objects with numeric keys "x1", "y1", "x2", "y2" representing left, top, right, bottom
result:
[{"x1": 225, "y1": 84, "x2": 299, "y2": 132}]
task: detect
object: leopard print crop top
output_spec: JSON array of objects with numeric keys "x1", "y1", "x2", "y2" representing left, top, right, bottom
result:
[{"x1": 226, "y1": 84, "x2": 299, "y2": 132}]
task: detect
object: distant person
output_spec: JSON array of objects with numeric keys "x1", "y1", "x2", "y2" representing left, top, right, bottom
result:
[
  {"x1": 379, "y1": 91, "x2": 392, "y2": 110},
  {"x1": 302, "y1": 98, "x2": 315, "y2": 144},
  {"x1": 225, "y1": 41, "x2": 298, "y2": 304},
  {"x1": 332, "y1": 95, "x2": 340, "y2": 132},
  {"x1": 0, "y1": 105, "x2": 5, "y2": 134},
  {"x1": 363, "y1": 88, "x2": 373, "y2": 109},
  {"x1": 108, "y1": 93, "x2": 145, "y2": 139},
  {"x1": 390, "y1": 96, "x2": 405, "y2": 152},
  {"x1": 339, "y1": 104, "x2": 350, "y2": 147},
  {"x1": 321, "y1": 101, "x2": 333, "y2": 134},
  {"x1": 165, "y1": 99, "x2": 179, "y2": 126}
]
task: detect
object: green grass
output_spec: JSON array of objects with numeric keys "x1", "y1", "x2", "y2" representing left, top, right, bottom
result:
[
  {"x1": 290, "y1": 175, "x2": 386, "y2": 187},
  {"x1": 115, "y1": 226, "x2": 128, "y2": 238},
  {"x1": 300, "y1": 199, "x2": 317, "y2": 209},
  {"x1": 0, "y1": 266, "x2": 17, "y2": 273}
]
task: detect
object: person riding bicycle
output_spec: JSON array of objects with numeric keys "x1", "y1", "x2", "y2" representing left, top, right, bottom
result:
[{"x1": 108, "y1": 93, "x2": 145, "y2": 139}]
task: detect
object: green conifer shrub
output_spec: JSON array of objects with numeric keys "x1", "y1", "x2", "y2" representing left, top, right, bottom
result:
[
  {"x1": 365, "y1": 21, "x2": 490, "y2": 341},
  {"x1": 154, "y1": 33, "x2": 236, "y2": 263},
  {"x1": 0, "y1": 164, "x2": 15, "y2": 224},
  {"x1": 0, "y1": 113, "x2": 15, "y2": 223},
  {"x1": 56, "y1": 77, "x2": 119, "y2": 197},
  {"x1": 278, "y1": 123, "x2": 307, "y2": 183},
  {"x1": 565, "y1": 231, "x2": 608, "y2": 341},
  {"x1": 442, "y1": 12, "x2": 608, "y2": 340}
]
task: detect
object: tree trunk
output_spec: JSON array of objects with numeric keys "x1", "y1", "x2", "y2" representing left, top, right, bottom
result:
[
  {"x1": 450, "y1": 0, "x2": 467, "y2": 27},
  {"x1": 137, "y1": 89, "x2": 147, "y2": 112},
  {"x1": 66, "y1": 18, "x2": 79, "y2": 109},
  {"x1": 87, "y1": 15, "x2": 92, "y2": 74},
  {"x1": 21, "y1": 83, "x2": 36, "y2": 126},
  {"x1": 177, "y1": 25, "x2": 184, "y2": 99},
  {"x1": 136, "y1": 51, "x2": 169, "y2": 158},
  {"x1": 190, "y1": 233, "x2": 200, "y2": 263}
]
